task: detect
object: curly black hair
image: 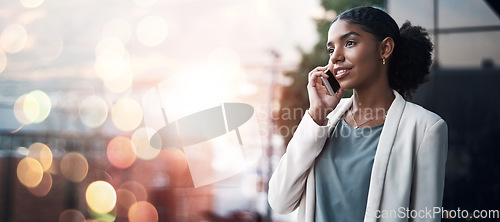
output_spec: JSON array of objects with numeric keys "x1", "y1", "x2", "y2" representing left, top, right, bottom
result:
[{"x1": 332, "y1": 6, "x2": 433, "y2": 99}]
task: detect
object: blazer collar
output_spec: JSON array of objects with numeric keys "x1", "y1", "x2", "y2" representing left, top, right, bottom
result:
[{"x1": 327, "y1": 97, "x2": 353, "y2": 135}]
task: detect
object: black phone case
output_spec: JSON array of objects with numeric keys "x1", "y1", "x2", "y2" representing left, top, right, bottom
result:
[{"x1": 325, "y1": 69, "x2": 341, "y2": 93}]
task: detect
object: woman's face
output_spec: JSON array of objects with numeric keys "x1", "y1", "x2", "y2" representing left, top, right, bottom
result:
[{"x1": 327, "y1": 19, "x2": 384, "y2": 91}]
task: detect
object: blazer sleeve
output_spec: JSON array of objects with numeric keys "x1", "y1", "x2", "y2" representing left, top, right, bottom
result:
[
  {"x1": 267, "y1": 112, "x2": 331, "y2": 214},
  {"x1": 409, "y1": 118, "x2": 448, "y2": 221}
]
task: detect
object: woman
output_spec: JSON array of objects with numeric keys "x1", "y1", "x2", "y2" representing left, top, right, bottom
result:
[{"x1": 268, "y1": 6, "x2": 447, "y2": 222}]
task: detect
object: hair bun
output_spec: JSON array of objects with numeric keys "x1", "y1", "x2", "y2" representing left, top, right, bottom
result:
[{"x1": 389, "y1": 21, "x2": 433, "y2": 99}]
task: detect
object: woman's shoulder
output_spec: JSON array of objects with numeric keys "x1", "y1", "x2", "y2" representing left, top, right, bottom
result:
[{"x1": 402, "y1": 100, "x2": 446, "y2": 127}]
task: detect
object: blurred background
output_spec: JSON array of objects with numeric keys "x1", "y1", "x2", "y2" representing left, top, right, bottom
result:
[{"x1": 0, "y1": 0, "x2": 499, "y2": 221}]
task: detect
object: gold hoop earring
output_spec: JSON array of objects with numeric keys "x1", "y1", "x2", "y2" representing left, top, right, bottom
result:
[{"x1": 382, "y1": 58, "x2": 386, "y2": 65}]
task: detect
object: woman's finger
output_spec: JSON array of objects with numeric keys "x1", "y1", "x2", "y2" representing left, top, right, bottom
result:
[
  {"x1": 308, "y1": 71, "x2": 328, "y2": 87},
  {"x1": 308, "y1": 66, "x2": 327, "y2": 77}
]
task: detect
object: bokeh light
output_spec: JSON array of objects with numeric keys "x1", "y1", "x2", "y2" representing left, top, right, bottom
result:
[
  {"x1": 20, "y1": 0, "x2": 44, "y2": 8},
  {"x1": 95, "y1": 37, "x2": 126, "y2": 59},
  {"x1": 13, "y1": 90, "x2": 52, "y2": 125},
  {"x1": 17, "y1": 157, "x2": 43, "y2": 188},
  {"x1": 59, "y1": 209, "x2": 85, "y2": 222},
  {"x1": 0, "y1": 24, "x2": 27, "y2": 53},
  {"x1": 136, "y1": 16, "x2": 168, "y2": 47},
  {"x1": 27, "y1": 142, "x2": 52, "y2": 171},
  {"x1": 107, "y1": 136, "x2": 136, "y2": 169},
  {"x1": 13, "y1": 94, "x2": 38, "y2": 125},
  {"x1": 47, "y1": 156, "x2": 59, "y2": 175},
  {"x1": 0, "y1": 49, "x2": 6, "y2": 74},
  {"x1": 16, "y1": 146, "x2": 28, "y2": 155},
  {"x1": 94, "y1": 37, "x2": 129, "y2": 81},
  {"x1": 119, "y1": 181, "x2": 147, "y2": 202},
  {"x1": 131, "y1": 127, "x2": 161, "y2": 160},
  {"x1": 28, "y1": 172, "x2": 52, "y2": 197},
  {"x1": 60, "y1": 152, "x2": 89, "y2": 182},
  {"x1": 128, "y1": 201, "x2": 158, "y2": 222},
  {"x1": 111, "y1": 98, "x2": 142, "y2": 132},
  {"x1": 88, "y1": 206, "x2": 117, "y2": 222},
  {"x1": 29, "y1": 90, "x2": 52, "y2": 123},
  {"x1": 79, "y1": 95, "x2": 108, "y2": 128},
  {"x1": 23, "y1": 94, "x2": 39, "y2": 122},
  {"x1": 86, "y1": 181, "x2": 117, "y2": 214},
  {"x1": 116, "y1": 188, "x2": 137, "y2": 218},
  {"x1": 103, "y1": 66, "x2": 133, "y2": 93},
  {"x1": 95, "y1": 49, "x2": 125, "y2": 81}
]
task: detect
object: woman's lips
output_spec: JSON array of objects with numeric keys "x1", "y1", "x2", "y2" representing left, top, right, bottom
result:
[{"x1": 335, "y1": 68, "x2": 351, "y2": 79}]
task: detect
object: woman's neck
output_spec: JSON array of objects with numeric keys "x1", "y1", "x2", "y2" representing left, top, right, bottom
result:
[{"x1": 351, "y1": 85, "x2": 395, "y2": 113}]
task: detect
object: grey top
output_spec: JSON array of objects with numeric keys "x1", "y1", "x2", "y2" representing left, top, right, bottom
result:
[{"x1": 314, "y1": 117, "x2": 384, "y2": 222}]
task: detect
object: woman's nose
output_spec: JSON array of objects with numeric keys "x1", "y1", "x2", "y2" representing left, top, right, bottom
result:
[{"x1": 330, "y1": 48, "x2": 345, "y2": 64}]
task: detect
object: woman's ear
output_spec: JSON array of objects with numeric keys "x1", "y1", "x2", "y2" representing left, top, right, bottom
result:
[{"x1": 380, "y1": 37, "x2": 395, "y2": 60}]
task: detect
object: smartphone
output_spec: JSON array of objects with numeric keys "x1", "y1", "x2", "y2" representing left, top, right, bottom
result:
[{"x1": 321, "y1": 69, "x2": 341, "y2": 96}]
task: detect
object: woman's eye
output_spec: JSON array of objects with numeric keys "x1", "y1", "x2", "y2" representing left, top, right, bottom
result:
[
  {"x1": 346, "y1": 40, "x2": 356, "y2": 47},
  {"x1": 328, "y1": 48, "x2": 334, "y2": 54}
]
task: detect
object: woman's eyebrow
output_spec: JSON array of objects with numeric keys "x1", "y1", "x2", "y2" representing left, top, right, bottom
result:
[
  {"x1": 340, "y1": 31, "x2": 360, "y2": 40},
  {"x1": 327, "y1": 31, "x2": 361, "y2": 47}
]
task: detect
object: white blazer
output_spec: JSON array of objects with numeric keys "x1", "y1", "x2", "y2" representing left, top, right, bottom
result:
[{"x1": 268, "y1": 90, "x2": 448, "y2": 222}]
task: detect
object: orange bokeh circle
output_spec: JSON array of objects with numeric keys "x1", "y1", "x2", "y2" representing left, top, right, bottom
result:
[{"x1": 107, "y1": 136, "x2": 136, "y2": 169}]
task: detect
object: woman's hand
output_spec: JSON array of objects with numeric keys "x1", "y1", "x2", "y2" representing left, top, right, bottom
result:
[{"x1": 307, "y1": 66, "x2": 344, "y2": 125}]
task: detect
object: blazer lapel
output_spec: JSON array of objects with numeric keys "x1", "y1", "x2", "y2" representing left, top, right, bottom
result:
[
  {"x1": 327, "y1": 98, "x2": 353, "y2": 135},
  {"x1": 364, "y1": 90, "x2": 406, "y2": 221}
]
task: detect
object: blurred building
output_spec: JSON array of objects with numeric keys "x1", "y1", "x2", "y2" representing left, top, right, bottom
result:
[
  {"x1": 0, "y1": 0, "x2": 310, "y2": 221},
  {"x1": 0, "y1": 82, "x2": 215, "y2": 222}
]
